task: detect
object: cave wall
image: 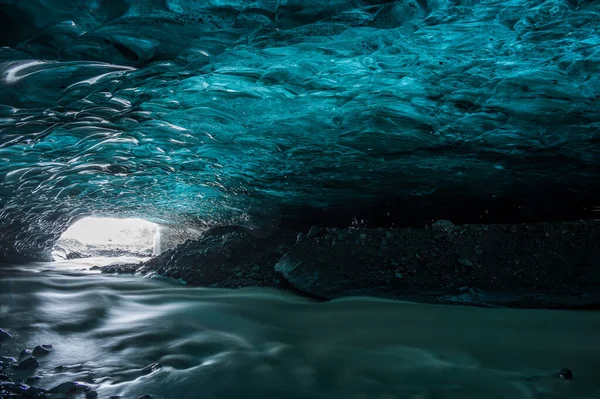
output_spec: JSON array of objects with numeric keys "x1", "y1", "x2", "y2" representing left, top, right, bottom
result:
[{"x1": 0, "y1": 0, "x2": 599, "y2": 259}]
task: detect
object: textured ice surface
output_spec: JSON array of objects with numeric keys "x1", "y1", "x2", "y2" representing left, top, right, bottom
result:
[{"x1": 0, "y1": 0, "x2": 599, "y2": 258}]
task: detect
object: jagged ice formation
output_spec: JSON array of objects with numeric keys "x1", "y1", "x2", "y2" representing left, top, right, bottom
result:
[{"x1": 0, "y1": 0, "x2": 599, "y2": 259}]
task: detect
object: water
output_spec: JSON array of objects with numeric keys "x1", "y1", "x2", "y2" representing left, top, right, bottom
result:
[{"x1": 1, "y1": 257, "x2": 599, "y2": 399}]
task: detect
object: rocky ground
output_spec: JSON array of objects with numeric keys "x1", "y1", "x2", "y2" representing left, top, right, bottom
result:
[
  {"x1": 100, "y1": 226, "x2": 299, "y2": 291},
  {"x1": 276, "y1": 220, "x2": 600, "y2": 307},
  {"x1": 100, "y1": 220, "x2": 600, "y2": 308},
  {"x1": 0, "y1": 328, "x2": 156, "y2": 399}
]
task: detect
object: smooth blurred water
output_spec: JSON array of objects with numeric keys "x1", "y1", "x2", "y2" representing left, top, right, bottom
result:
[{"x1": 1, "y1": 257, "x2": 599, "y2": 399}]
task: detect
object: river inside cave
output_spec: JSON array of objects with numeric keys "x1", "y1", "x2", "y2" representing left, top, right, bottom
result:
[{"x1": 1, "y1": 257, "x2": 599, "y2": 399}]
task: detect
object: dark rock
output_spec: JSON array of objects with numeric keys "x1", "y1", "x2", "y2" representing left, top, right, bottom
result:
[
  {"x1": 32, "y1": 345, "x2": 52, "y2": 356},
  {"x1": 25, "y1": 377, "x2": 41, "y2": 385},
  {"x1": 0, "y1": 328, "x2": 12, "y2": 340},
  {"x1": 86, "y1": 391, "x2": 99, "y2": 399},
  {"x1": 306, "y1": 226, "x2": 325, "y2": 239},
  {"x1": 0, "y1": 374, "x2": 9, "y2": 381},
  {"x1": 0, "y1": 381, "x2": 28, "y2": 394},
  {"x1": 49, "y1": 381, "x2": 77, "y2": 394},
  {"x1": 431, "y1": 220, "x2": 455, "y2": 235},
  {"x1": 65, "y1": 251, "x2": 86, "y2": 260},
  {"x1": 23, "y1": 386, "x2": 48, "y2": 397},
  {"x1": 16, "y1": 357, "x2": 39, "y2": 370},
  {"x1": 20, "y1": 349, "x2": 32, "y2": 359},
  {"x1": 558, "y1": 368, "x2": 573, "y2": 380},
  {"x1": 415, "y1": 253, "x2": 426, "y2": 264},
  {"x1": 137, "y1": 395, "x2": 154, "y2": 399},
  {"x1": 140, "y1": 363, "x2": 161, "y2": 375},
  {"x1": 0, "y1": 357, "x2": 17, "y2": 365},
  {"x1": 101, "y1": 263, "x2": 141, "y2": 274}
]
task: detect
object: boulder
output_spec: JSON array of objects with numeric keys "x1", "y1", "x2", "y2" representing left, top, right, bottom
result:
[
  {"x1": 16, "y1": 357, "x2": 39, "y2": 370},
  {"x1": 0, "y1": 329, "x2": 12, "y2": 341}
]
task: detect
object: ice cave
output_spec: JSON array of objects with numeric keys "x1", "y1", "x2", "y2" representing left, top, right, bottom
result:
[{"x1": 0, "y1": 0, "x2": 599, "y2": 398}]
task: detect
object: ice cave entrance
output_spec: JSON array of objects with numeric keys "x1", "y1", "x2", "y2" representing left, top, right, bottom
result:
[{"x1": 52, "y1": 217, "x2": 161, "y2": 261}]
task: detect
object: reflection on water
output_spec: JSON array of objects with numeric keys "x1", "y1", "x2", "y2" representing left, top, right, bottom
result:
[{"x1": 1, "y1": 258, "x2": 599, "y2": 399}]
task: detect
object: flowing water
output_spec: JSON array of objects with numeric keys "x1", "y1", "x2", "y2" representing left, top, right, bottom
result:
[{"x1": 1, "y1": 257, "x2": 599, "y2": 399}]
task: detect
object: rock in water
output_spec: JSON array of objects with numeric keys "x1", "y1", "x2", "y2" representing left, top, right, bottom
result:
[
  {"x1": 0, "y1": 329, "x2": 12, "y2": 340},
  {"x1": 24, "y1": 386, "x2": 48, "y2": 397},
  {"x1": 16, "y1": 357, "x2": 39, "y2": 370},
  {"x1": 20, "y1": 349, "x2": 32, "y2": 359},
  {"x1": 558, "y1": 368, "x2": 574, "y2": 380},
  {"x1": 86, "y1": 391, "x2": 99, "y2": 399},
  {"x1": 32, "y1": 345, "x2": 52, "y2": 356},
  {"x1": 25, "y1": 376, "x2": 41, "y2": 385},
  {"x1": 49, "y1": 381, "x2": 77, "y2": 394},
  {"x1": 0, "y1": 357, "x2": 17, "y2": 365},
  {"x1": 0, "y1": 381, "x2": 28, "y2": 395}
]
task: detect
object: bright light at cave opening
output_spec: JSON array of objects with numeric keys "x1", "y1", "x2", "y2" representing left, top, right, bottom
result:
[{"x1": 53, "y1": 217, "x2": 161, "y2": 261}]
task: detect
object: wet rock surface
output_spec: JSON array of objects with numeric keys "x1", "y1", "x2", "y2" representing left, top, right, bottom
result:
[
  {"x1": 31, "y1": 346, "x2": 52, "y2": 357},
  {"x1": 0, "y1": 356, "x2": 17, "y2": 365},
  {"x1": 101, "y1": 220, "x2": 600, "y2": 308},
  {"x1": 48, "y1": 381, "x2": 77, "y2": 394},
  {"x1": 15, "y1": 357, "x2": 39, "y2": 370},
  {"x1": 0, "y1": 329, "x2": 12, "y2": 341},
  {"x1": 0, "y1": 327, "x2": 159, "y2": 399},
  {"x1": 559, "y1": 368, "x2": 574, "y2": 380}
]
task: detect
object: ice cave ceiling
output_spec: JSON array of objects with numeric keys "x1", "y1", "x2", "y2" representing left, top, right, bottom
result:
[{"x1": 0, "y1": 0, "x2": 599, "y2": 259}]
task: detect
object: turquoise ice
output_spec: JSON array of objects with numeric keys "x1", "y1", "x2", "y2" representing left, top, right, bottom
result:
[{"x1": 0, "y1": 0, "x2": 598, "y2": 258}]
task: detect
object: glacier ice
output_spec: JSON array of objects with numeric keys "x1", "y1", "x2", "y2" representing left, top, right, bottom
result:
[{"x1": 0, "y1": 0, "x2": 599, "y2": 259}]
